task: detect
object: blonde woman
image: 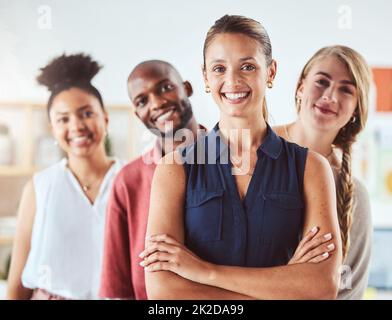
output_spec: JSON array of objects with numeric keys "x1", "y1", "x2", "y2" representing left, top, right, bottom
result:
[
  {"x1": 273, "y1": 45, "x2": 372, "y2": 299},
  {"x1": 140, "y1": 15, "x2": 342, "y2": 299}
]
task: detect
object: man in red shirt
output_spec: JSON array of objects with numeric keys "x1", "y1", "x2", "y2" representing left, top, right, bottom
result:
[{"x1": 99, "y1": 60, "x2": 206, "y2": 299}]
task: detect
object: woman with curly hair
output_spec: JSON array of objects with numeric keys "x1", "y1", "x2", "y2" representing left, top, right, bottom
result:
[{"x1": 7, "y1": 53, "x2": 122, "y2": 299}]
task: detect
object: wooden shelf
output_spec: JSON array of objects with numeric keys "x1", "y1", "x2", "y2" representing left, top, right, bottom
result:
[{"x1": 0, "y1": 166, "x2": 36, "y2": 177}]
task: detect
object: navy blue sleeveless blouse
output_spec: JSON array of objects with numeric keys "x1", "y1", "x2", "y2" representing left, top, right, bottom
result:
[{"x1": 181, "y1": 123, "x2": 308, "y2": 267}]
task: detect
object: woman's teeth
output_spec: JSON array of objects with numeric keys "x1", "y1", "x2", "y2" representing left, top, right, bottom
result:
[
  {"x1": 69, "y1": 135, "x2": 92, "y2": 146},
  {"x1": 156, "y1": 110, "x2": 174, "y2": 123},
  {"x1": 222, "y1": 92, "x2": 249, "y2": 100},
  {"x1": 72, "y1": 136, "x2": 89, "y2": 143}
]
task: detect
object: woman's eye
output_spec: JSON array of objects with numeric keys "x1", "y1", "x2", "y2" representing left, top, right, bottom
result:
[
  {"x1": 340, "y1": 86, "x2": 354, "y2": 95},
  {"x1": 315, "y1": 79, "x2": 329, "y2": 87},
  {"x1": 57, "y1": 117, "x2": 68, "y2": 123},
  {"x1": 212, "y1": 65, "x2": 225, "y2": 73},
  {"x1": 241, "y1": 64, "x2": 256, "y2": 71}
]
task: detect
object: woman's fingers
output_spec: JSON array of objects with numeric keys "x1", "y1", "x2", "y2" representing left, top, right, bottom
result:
[
  {"x1": 139, "y1": 241, "x2": 177, "y2": 259},
  {"x1": 298, "y1": 226, "x2": 319, "y2": 249},
  {"x1": 147, "y1": 233, "x2": 179, "y2": 245},
  {"x1": 295, "y1": 232, "x2": 333, "y2": 260},
  {"x1": 302, "y1": 242, "x2": 335, "y2": 263},
  {"x1": 289, "y1": 229, "x2": 335, "y2": 265},
  {"x1": 302, "y1": 233, "x2": 333, "y2": 253},
  {"x1": 308, "y1": 252, "x2": 330, "y2": 263},
  {"x1": 140, "y1": 251, "x2": 172, "y2": 267},
  {"x1": 144, "y1": 261, "x2": 172, "y2": 272},
  {"x1": 289, "y1": 226, "x2": 319, "y2": 263}
]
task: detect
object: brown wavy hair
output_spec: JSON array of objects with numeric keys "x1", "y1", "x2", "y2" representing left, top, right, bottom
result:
[
  {"x1": 203, "y1": 14, "x2": 273, "y2": 121},
  {"x1": 295, "y1": 45, "x2": 372, "y2": 259}
]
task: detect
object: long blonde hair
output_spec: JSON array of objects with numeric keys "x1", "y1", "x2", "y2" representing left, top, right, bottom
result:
[
  {"x1": 295, "y1": 45, "x2": 372, "y2": 259},
  {"x1": 203, "y1": 15, "x2": 273, "y2": 121}
]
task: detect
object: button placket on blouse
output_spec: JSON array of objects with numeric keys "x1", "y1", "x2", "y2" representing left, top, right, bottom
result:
[{"x1": 219, "y1": 161, "x2": 248, "y2": 264}]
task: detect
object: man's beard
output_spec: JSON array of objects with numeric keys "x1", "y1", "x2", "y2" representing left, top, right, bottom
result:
[{"x1": 147, "y1": 98, "x2": 194, "y2": 139}]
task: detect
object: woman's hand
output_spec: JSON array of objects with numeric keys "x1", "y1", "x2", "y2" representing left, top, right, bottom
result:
[
  {"x1": 288, "y1": 226, "x2": 336, "y2": 265},
  {"x1": 139, "y1": 234, "x2": 212, "y2": 284}
]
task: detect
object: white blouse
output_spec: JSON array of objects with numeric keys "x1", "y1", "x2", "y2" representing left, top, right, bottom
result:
[{"x1": 22, "y1": 158, "x2": 122, "y2": 299}]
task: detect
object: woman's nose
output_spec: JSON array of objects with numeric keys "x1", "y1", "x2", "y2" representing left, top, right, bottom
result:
[
  {"x1": 322, "y1": 87, "x2": 338, "y2": 103},
  {"x1": 69, "y1": 116, "x2": 86, "y2": 131},
  {"x1": 225, "y1": 69, "x2": 241, "y2": 86}
]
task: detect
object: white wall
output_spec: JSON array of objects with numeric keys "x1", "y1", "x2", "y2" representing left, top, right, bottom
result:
[{"x1": 1, "y1": 0, "x2": 391, "y2": 131}]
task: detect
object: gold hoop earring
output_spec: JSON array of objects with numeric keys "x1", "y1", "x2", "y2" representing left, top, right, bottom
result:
[
  {"x1": 267, "y1": 81, "x2": 273, "y2": 89},
  {"x1": 205, "y1": 86, "x2": 211, "y2": 93}
]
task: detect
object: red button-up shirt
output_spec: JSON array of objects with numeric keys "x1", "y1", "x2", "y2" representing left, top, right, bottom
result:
[
  {"x1": 100, "y1": 125, "x2": 206, "y2": 299},
  {"x1": 99, "y1": 146, "x2": 159, "y2": 299}
]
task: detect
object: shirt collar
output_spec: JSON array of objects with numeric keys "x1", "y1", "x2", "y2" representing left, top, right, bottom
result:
[
  {"x1": 150, "y1": 124, "x2": 208, "y2": 165},
  {"x1": 208, "y1": 122, "x2": 282, "y2": 161},
  {"x1": 257, "y1": 123, "x2": 283, "y2": 159}
]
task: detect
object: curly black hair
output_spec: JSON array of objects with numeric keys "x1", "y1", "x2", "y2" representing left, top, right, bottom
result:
[{"x1": 37, "y1": 53, "x2": 105, "y2": 116}]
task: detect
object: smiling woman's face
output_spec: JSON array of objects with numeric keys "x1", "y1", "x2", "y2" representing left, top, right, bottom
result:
[
  {"x1": 49, "y1": 87, "x2": 108, "y2": 159},
  {"x1": 203, "y1": 33, "x2": 274, "y2": 119},
  {"x1": 297, "y1": 56, "x2": 358, "y2": 133}
]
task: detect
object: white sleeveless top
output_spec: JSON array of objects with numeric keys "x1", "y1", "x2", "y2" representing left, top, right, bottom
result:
[{"x1": 22, "y1": 158, "x2": 123, "y2": 299}]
